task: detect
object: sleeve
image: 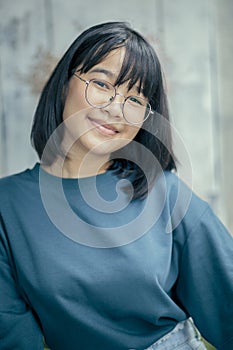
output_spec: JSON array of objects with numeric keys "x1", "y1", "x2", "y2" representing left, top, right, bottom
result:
[
  {"x1": 175, "y1": 206, "x2": 233, "y2": 350},
  {"x1": 0, "y1": 224, "x2": 44, "y2": 350}
]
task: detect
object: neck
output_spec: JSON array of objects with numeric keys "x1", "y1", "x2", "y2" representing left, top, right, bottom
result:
[{"x1": 41, "y1": 150, "x2": 111, "y2": 179}]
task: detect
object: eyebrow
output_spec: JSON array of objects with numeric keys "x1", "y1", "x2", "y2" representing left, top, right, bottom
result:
[{"x1": 88, "y1": 68, "x2": 116, "y2": 78}]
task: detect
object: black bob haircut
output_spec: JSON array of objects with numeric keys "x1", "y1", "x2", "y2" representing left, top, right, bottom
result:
[{"x1": 31, "y1": 21, "x2": 176, "y2": 199}]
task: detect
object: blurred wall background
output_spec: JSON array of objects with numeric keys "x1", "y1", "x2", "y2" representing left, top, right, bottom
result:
[{"x1": 0, "y1": 0, "x2": 232, "y2": 233}]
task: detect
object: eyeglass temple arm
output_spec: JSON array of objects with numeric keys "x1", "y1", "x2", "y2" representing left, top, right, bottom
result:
[{"x1": 74, "y1": 73, "x2": 89, "y2": 85}]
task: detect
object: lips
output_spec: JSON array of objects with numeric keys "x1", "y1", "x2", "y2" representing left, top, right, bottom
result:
[{"x1": 88, "y1": 117, "x2": 120, "y2": 136}]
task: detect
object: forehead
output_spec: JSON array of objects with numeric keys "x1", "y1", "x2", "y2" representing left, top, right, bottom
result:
[{"x1": 87, "y1": 47, "x2": 126, "y2": 78}]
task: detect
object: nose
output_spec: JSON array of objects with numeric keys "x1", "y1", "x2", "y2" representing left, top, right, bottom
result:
[{"x1": 104, "y1": 93, "x2": 125, "y2": 120}]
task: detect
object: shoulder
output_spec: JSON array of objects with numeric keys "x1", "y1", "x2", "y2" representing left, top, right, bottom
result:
[
  {"x1": 156, "y1": 170, "x2": 209, "y2": 213},
  {"x1": 0, "y1": 164, "x2": 39, "y2": 208},
  {"x1": 161, "y1": 171, "x2": 233, "y2": 245},
  {"x1": 0, "y1": 164, "x2": 38, "y2": 187},
  {"x1": 152, "y1": 170, "x2": 210, "y2": 234}
]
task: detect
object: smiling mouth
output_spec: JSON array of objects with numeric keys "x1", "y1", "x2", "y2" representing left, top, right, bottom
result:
[{"x1": 88, "y1": 117, "x2": 120, "y2": 136}]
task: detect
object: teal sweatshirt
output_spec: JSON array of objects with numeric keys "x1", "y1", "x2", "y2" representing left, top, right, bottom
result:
[{"x1": 0, "y1": 164, "x2": 232, "y2": 349}]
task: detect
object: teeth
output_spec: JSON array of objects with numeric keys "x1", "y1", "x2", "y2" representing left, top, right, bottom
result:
[
  {"x1": 102, "y1": 124, "x2": 117, "y2": 131},
  {"x1": 98, "y1": 124, "x2": 116, "y2": 135},
  {"x1": 89, "y1": 118, "x2": 118, "y2": 135}
]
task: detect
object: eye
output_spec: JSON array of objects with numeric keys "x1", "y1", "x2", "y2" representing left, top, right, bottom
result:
[
  {"x1": 92, "y1": 79, "x2": 111, "y2": 90},
  {"x1": 128, "y1": 96, "x2": 144, "y2": 106}
]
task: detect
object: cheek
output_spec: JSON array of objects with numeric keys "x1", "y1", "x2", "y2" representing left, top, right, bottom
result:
[
  {"x1": 106, "y1": 125, "x2": 141, "y2": 153},
  {"x1": 123, "y1": 124, "x2": 141, "y2": 141},
  {"x1": 63, "y1": 82, "x2": 87, "y2": 121}
]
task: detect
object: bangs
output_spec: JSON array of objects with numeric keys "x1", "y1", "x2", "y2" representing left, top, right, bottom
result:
[
  {"x1": 72, "y1": 29, "x2": 159, "y2": 103},
  {"x1": 115, "y1": 37, "x2": 158, "y2": 100},
  {"x1": 73, "y1": 34, "x2": 127, "y2": 76}
]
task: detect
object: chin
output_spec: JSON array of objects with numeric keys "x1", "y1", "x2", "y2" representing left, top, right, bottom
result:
[{"x1": 88, "y1": 137, "x2": 133, "y2": 155}]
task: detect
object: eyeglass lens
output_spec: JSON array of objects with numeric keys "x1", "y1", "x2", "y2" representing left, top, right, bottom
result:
[{"x1": 86, "y1": 79, "x2": 151, "y2": 124}]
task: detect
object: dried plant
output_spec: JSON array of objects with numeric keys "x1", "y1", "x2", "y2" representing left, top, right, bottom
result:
[{"x1": 18, "y1": 46, "x2": 58, "y2": 95}]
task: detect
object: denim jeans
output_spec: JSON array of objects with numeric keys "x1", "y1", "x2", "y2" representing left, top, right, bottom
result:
[{"x1": 144, "y1": 318, "x2": 207, "y2": 350}]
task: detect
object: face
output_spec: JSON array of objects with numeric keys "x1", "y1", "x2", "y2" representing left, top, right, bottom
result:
[{"x1": 62, "y1": 47, "x2": 146, "y2": 159}]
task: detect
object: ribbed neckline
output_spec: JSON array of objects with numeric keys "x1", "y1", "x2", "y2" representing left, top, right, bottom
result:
[{"x1": 29, "y1": 163, "x2": 114, "y2": 189}]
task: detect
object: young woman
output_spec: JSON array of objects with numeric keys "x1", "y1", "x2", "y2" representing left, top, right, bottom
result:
[{"x1": 0, "y1": 22, "x2": 232, "y2": 350}]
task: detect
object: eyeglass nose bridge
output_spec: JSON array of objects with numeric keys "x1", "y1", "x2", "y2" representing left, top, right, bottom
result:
[
  {"x1": 116, "y1": 92, "x2": 125, "y2": 98},
  {"x1": 109, "y1": 91, "x2": 127, "y2": 105},
  {"x1": 108, "y1": 93, "x2": 125, "y2": 119}
]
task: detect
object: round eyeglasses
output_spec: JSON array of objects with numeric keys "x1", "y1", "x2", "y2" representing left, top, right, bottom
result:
[{"x1": 74, "y1": 73, "x2": 153, "y2": 125}]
